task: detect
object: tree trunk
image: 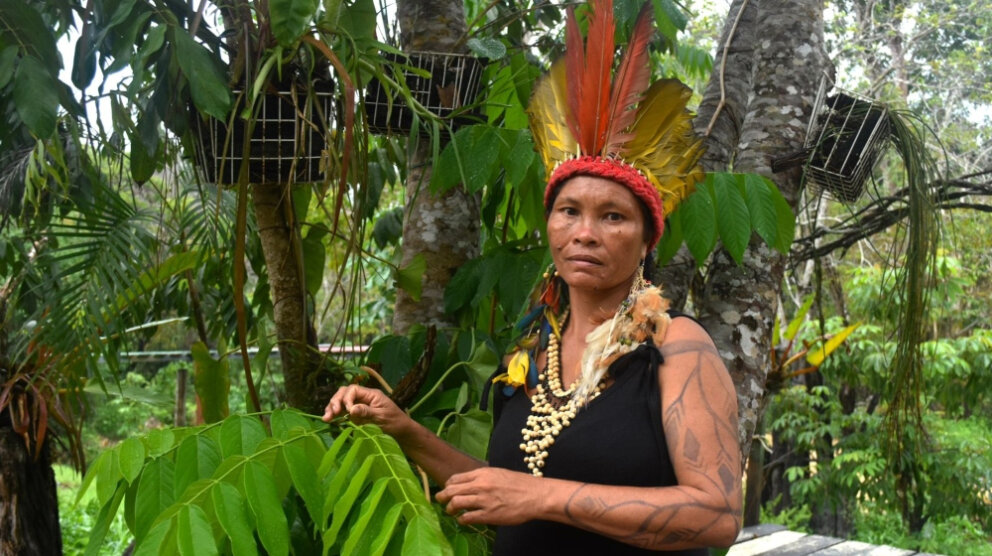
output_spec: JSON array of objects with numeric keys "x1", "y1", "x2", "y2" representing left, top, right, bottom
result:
[
  {"x1": 252, "y1": 183, "x2": 326, "y2": 412},
  {"x1": 391, "y1": 0, "x2": 480, "y2": 335},
  {"x1": 0, "y1": 419, "x2": 62, "y2": 556},
  {"x1": 659, "y1": 0, "x2": 760, "y2": 310},
  {"x1": 694, "y1": 0, "x2": 830, "y2": 464}
]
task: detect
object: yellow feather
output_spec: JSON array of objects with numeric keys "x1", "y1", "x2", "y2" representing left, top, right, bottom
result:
[
  {"x1": 527, "y1": 61, "x2": 577, "y2": 175},
  {"x1": 625, "y1": 79, "x2": 705, "y2": 216}
]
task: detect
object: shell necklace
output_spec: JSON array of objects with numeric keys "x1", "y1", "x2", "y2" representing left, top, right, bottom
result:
[{"x1": 520, "y1": 313, "x2": 607, "y2": 476}]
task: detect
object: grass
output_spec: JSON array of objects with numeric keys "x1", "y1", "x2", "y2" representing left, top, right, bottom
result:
[{"x1": 56, "y1": 464, "x2": 132, "y2": 555}]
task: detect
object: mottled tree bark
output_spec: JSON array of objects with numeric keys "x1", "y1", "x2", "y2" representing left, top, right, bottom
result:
[
  {"x1": 252, "y1": 183, "x2": 324, "y2": 412},
  {"x1": 659, "y1": 0, "x2": 760, "y2": 310},
  {"x1": 695, "y1": 0, "x2": 830, "y2": 463},
  {"x1": 0, "y1": 421, "x2": 61, "y2": 556},
  {"x1": 391, "y1": 0, "x2": 480, "y2": 335}
]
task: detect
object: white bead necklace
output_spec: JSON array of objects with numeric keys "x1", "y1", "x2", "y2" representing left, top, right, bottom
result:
[{"x1": 520, "y1": 314, "x2": 607, "y2": 476}]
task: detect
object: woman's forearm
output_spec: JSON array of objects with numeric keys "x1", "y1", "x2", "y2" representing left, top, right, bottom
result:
[
  {"x1": 535, "y1": 479, "x2": 741, "y2": 550},
  {"x1": 392, "y1": 419, "x2": 486, "y2": 485}
]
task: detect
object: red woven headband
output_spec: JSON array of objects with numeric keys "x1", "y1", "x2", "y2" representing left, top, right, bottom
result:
[{"x1": 544, "y1": 156, "x2": 665, "y2": 249}]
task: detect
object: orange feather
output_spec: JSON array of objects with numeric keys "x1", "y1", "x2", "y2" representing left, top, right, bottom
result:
[
  {"x1": 565, "y1": 6, "x2": 585, "y2": 146},
  {"x1": 566, "y1": 0, "x2": 616, "y2": 155},
  {"x1": 604, "y1": 2, "x2": 654, "y2": 156}
]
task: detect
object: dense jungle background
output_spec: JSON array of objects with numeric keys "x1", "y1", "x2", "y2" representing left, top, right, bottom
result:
[{"x1": 1, "y1": 0, "x2": 990, "y2": 554}]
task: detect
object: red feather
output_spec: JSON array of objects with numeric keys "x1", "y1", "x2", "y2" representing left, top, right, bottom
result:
[
  {"x1": 604, "y1": 2, "x2": 654, "y2": 155},
  {"x1": 565, "y1": 6, "x2": 585, "y2": 146},
  {"x1": 579, "y1": 0, "x2": 615, "y2": 154}
]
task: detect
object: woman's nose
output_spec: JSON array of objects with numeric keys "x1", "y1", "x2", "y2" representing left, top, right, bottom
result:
[{"x1": 572, "y1": 217, "x2": 599, "y2": 244}]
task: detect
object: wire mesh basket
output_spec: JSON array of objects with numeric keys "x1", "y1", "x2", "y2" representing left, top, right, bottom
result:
[
  {"x1": 193, "y1": 84, "x2": 336, "y2": 185},
  {"x1": 803, "y1": 78, "x2": 890, "y2": 203},
  {"x1": 364, "y1": 51, "x2": 484, "y2": 135}
]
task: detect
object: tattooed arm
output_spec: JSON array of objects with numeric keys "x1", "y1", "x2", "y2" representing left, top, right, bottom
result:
[{"x1": 436, "y1": 317, "x2": 742, "y2": 550}]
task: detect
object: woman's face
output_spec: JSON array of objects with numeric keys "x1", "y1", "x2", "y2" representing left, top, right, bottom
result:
[{"x1": 546, "y1": 176, "x2": 649, "y2": 296}]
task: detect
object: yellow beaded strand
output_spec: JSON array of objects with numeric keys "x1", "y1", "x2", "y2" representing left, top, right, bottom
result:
[{"x1": 520, "y1": 314, "x2": 606, "y2": 476}]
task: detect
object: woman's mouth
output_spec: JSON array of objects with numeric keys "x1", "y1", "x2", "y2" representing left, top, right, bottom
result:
[{"x1": 567, "y1": 255, "x2": 603, "y2": 266}]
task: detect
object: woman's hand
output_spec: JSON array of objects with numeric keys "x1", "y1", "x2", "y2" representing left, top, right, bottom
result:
[
  {"x1": 322, "y1": 385, "x2": 411, "y2": 439},
  {"x1": 435, "y1": 468, "x2": 547, "y2": 526}
]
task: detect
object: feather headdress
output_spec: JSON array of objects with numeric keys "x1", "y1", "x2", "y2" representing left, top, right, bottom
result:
[{"x1": 528, "y1": 0, "x2": 704, "y2": 248}]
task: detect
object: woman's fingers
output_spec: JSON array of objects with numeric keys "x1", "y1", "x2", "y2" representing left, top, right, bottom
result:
[{"x1": 322, "y1": 385, "x2": 372, "y2": 421}]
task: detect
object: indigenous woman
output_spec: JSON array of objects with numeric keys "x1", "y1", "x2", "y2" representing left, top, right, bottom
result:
[{"x1": 324, "y1": 0, "x2": 742, "y2": 553}]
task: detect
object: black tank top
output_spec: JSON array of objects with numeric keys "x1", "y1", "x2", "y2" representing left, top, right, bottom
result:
[{"x1": 486, "y1": 316, "x2": 708, "y2": 555}]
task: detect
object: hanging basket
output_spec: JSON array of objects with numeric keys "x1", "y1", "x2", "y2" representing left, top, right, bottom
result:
[
  {"x1": 802, "y1": 79, "x2": 890, "y2": 203},
  {"x1": 364, "y1": 51, "x2": 484, "y2": 136},
  {"x1": 193, "y1": 82, "x2": 336, "y2": 185}
]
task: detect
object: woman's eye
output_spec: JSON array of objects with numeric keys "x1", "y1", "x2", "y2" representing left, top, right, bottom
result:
[{"x1": 605, "y1": 212, "x2": 624, "y2": 221}]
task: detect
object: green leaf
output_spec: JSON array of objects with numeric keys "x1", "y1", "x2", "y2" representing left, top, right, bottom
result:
[
  {"x1": 679, "y1": 186, "x2": 717, "y2": 266},
  {"x1": 443, "y1": 257, "x2": 482, "y2": 314},
  {"x1": 0, "y1": 47, "x2": 16, "y2": 89},
  {"x1": 135, "y1": 457, "x2": 175, "y2": 540},
  {"x1": 334, "y1": 0, "x2": 376, "y2": 43},
  {"x1": 372, "y1": 207, "x2": 404, "y2": 248},
  {"x1": 96, "y1": 448, "x2": 122, "y2": 507},
  {"x1": 130, "y1": 137, "x2": 157, "y2": 184},
  {"x1": 13, "y1": 58, "x2": 59, "y2": 137},
  {"x1": 220, "y1": 415, "x2": 267, "y2": 458},
  {"x1": 466, "y1": 37, "x2": 506, "y2": 60},
  {"x1": 176, "y1": 505, "x2": 218, "y2": 556},
  {"x1": 83, "y1": 381, "x2": 172, "y2": 407},
  {"x1": 401, "y1": 514, "x2": 446, "y2": 556},
  {"x1": 459, "y1": 126, "x2": 502, "y2": 193},
  {"x1": 713, "y1": 173, "x2": 752, "y2": 264},
  {"x1": 172, "y1": 30, "x2": 231, "y2": 120},
  {"x1": 772, "y1": 183, "x2": 796, "y2": 252},
  {"x1": 341, "y1": 477, "x2": 391, "y2": 554},
  {"x1": 395, "y1": 253, "x2": 426, "y2": 302},
  {"x1": 174, "y1": 433, "x2": 222, "y2": 498},
  {"x1": 244, "y1": 460, "x2": 290, "y2": 556},
  {"x1": 71, "y1": 23, "x2": 97, "y2": 89},
  {"x1": 656, "y1": 211, "x2": 684, "y2": 265},
  {"x1": 76, "y1": 451, "x2": 105, "y2": 505},
  {"x1": 318, "y1": 427, "x2": 353, "y2": 478},
  {"x1": 443, "y1": 410, "x2": 492, "y2": 460},
  {"x1": 192, "y1": 342, "x2": 230, "y2": 424},
  {"x1": 368, "y1": 503, "x2": 404, "y2": 555},
  {"x1": 211, "y1": 482, "x2": 258, "y2": 556},
  {"x1": 282, "y1": 441, "x2": 323, "y2": 523},
  {"x1": 785, "y1": 296, "x2": 815, "y2": 342},
  {"x1": 324, "y1": 457, "x2": 374, "y2": 547},
  {"x1": 807, "y1": 322, "x2": 862, "y2": 366},
  {"x1": 743, "y1": 173, "x2": 780, "y2": 250},
  {"x1": 0, "y1": 0, "x2": 59, "y2": 71},
  {"x1": 302, "y1": 226, "x2": 328, "y2": 296},
  {"x1": 113, "y1": 251, "x2": 200, "y2": 312},
  {"x1": 270, "y1": 409, "x2": 314, "y2": 438},
  {"x1": 143, "y1": 428, "x2": 176, "y2": 457},
  {"x1": 504, "y1": 132, "x2": 536, "y2": 186},
  {"x1": 84, "y1": 484, "x2": 126, "y2": 556},
  {"x1": 133, "y1": 518, "x2": 174, "y2": 556},
  {"x1": 118, "y1": 437, "x2": 146, "y2": 485},
  {"x1": 431, "y1": 127, "x2": 472, "y2": 192},
  {"x1": 269, "y1": 0, "x2": 318, "y2": 46}
]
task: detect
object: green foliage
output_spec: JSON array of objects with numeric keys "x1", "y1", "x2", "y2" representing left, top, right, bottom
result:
[
  {"x1": 657, "y1": 172, "x2": 795, "y2": 266},
  {"x1": 763, "y1": 300, "x2": 992, "y2": 547},
  {"x1": 57, "y1": 465, "x2": 132, "y2": 556},
  {"x1": 760, "y1": 495, "x2": 811, "y2": 533},
  {"x1": 79, "y1": 411, "x2": 461, "y2": 555}
]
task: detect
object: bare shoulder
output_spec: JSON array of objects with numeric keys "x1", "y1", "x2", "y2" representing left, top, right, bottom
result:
[
  {"x1": 659, "y1": 316, "x2": 722, "y2": 363},
  {"x1": 656, "y1": 316, "x2": 735, "y2": 405}
]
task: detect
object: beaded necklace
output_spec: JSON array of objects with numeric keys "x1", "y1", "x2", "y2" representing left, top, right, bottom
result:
[{"x1": 520, "y1": 311, "x2": 608, "y2": 476}]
